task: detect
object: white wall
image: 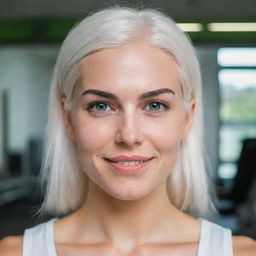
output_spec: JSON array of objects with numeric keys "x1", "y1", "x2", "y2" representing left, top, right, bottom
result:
[
  {"x1": 197, "y1": 46, "x2": 219, "y2": 176},
  {"x1": 0, "y1": 46, "x2": 59, "y2": 152},
  {"x1": 0, "y1": 91, "x2": 7, "y2": 175}
]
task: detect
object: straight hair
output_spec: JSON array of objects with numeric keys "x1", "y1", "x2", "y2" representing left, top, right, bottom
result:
[{"x1": 38, "y1": 6, "x2": 216, "y2": 218}]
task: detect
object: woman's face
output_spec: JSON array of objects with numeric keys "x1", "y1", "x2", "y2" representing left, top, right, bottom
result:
[{"x1": 62, "y1": 41, "x2": 195, "y2": 201}]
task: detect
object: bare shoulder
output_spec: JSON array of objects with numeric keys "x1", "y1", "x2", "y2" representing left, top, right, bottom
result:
[
  {"x1": 233, "y1": 236, "x2": 256, "y2": 256},
  {"x1": 0, "y1": 236, "x2": 23, "y2": 256}
]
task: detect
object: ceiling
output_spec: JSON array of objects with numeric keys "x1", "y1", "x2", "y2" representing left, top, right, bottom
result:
[{"x1": 0, "y1": 0, "x2": 256, "y2": 20}]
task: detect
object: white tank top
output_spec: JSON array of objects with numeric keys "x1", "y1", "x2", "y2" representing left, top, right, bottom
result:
[{"x1": 22, "y1": 218, "x2": 233, "y2": 256}]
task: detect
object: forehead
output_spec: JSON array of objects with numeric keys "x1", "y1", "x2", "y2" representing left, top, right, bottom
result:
[{"x1": 77, "y1": 41, "x2": 182, "y2": 97}]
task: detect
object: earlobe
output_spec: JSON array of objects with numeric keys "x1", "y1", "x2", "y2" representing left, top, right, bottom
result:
[
  {"x1": 181, "y1": 100, "x2": 196, "y2": 140},
  {"x1": 60, "y1": 96, "x2": 77, "y2": 141}
]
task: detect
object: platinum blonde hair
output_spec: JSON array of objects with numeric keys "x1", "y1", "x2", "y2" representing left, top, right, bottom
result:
[{"x1": 39, "y1": 6, "x2": 215, "y2": 218}]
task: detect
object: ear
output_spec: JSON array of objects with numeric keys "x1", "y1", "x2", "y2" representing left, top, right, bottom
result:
[
  {"x1": 60, "y1": 96, "x2": 77, "y2": 141},
  {"x1": 181, "y1": 99, "x2": 196, "y2": 140}
]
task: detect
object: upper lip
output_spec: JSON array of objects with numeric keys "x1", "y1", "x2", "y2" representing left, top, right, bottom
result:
[{"x1": 105, "y1": 155, "x2": 154, "y2": 162}]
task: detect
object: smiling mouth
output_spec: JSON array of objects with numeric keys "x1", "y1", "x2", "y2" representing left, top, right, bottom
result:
[
  {"x1": 104, "y1": 157, "x2": 154, "y2": 165},
  {"x1": 105, "y1": 159, "x2": 147, "y2": 166},
  {"x1": 103, "y1": 157, "x2": 154, "y2": 174}
]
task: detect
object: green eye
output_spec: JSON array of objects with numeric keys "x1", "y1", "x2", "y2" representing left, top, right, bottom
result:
[
  {"x1": 87, "y1": 100, "x2": 170, "y2": 114},
  {"x1": 144, "y1": 101, "x2": 169, "y2": 112},
  {"x1": 88, "y1": 102, "x2": 112, "y2": 112}
]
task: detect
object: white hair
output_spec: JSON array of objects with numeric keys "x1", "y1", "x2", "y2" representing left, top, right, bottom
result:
[{"x1": 38, "y1": 6, "x2": 216, "y2": 218}]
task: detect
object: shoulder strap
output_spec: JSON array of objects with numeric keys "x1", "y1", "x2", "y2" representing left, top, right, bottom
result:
[
  {"x1": 22, "y1": 218, "x2": 58, "y2": 256},
  {"x1": 197, "y1": 219, "x2": 233, "y2": 256}
]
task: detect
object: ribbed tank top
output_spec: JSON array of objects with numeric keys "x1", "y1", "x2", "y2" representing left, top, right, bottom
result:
[{"x1": 22, "y1": 218, "x2": 233, "y2": 256}]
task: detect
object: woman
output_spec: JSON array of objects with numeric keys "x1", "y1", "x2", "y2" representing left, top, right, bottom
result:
[{"x1": 0, "y1": 6, "x2": 255, "y2": 256}]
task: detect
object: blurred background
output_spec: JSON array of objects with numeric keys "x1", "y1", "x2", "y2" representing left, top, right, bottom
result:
[{"x1": 0, "y1": 0, "x2": 256, "y2": 239}]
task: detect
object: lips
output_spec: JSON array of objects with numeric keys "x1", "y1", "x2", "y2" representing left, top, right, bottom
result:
[
  {"x1": 104, "y1": 155, "x2": 154, "y2": 175},
  {"x1": 105, "y1": 155, "x2": 154, "y2": 163}
]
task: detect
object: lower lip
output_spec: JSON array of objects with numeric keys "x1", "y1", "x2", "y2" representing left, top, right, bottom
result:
[{"x1": 105, "y1": 159, "x2": 153, "y2": 175}]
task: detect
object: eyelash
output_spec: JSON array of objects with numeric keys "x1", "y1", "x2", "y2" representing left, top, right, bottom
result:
[{"x1": 86, "y1": 100, "x2": 170, "y2": 114}]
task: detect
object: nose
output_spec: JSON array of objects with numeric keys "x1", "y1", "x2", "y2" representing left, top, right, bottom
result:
[{"x1": 115, "y1": 111, "x2": 144, "y2": 147}]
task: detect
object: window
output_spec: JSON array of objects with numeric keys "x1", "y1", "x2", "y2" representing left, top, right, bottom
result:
[{"x1": 218, "y1": 48, "x2": 256, "y2": 179}]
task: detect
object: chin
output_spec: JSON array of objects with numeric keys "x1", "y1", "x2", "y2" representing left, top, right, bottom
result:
[{"x1": 106, "y1": 184, "x2": 152, "y2": 201}]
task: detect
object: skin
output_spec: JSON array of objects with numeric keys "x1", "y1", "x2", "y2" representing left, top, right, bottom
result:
[{"x1": 0, "y1": 40, "x2": 255, "y2": 256}]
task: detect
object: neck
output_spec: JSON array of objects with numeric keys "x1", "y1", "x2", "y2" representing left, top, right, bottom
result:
[{"x1": 74, "y1": 180, "x2": 189, "y2": 252}]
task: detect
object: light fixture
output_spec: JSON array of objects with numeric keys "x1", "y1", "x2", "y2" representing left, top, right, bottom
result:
[
  {"x1": 177, "y1": 23, "x2": 203, "y2": 32},
  {"x1": 208, "y1": 22, "x2": 256, "y2": 32}
]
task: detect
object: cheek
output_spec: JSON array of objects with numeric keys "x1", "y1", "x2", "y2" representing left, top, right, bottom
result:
[
  {"x1": 145, "y1": 116, "x2": 185, "y2": 152},
  {"x1": 73, "y1": 116, "x2": 114, "y2": 151},
  {"x1": 145, "y1": 117, "x2": 185, "y2": 178}
]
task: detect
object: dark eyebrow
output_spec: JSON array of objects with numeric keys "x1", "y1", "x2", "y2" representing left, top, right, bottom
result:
[{"x1": 81, "y1": 88, "x2": 175, "y2": 100}]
